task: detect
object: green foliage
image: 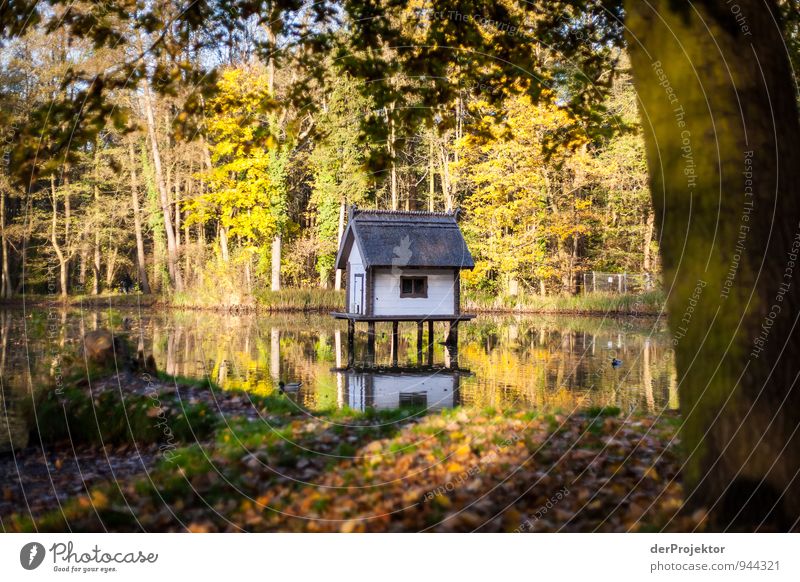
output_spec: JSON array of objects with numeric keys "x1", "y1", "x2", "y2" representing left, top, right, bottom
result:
[
  {"x1": 0, "y1": 4, "x2": 656, "y2": 308},
  {"x1": 585, "y1": 406, "x2": 622, "y2": 418},
  {"x1": 456, "y1": 69, "x2": 652, "y2": 296},
  {"x1": 463, "y1": 290, "x2": 665, "y2": 315},
  {"x1": 32, "y1": 386, "x2": 218, "y2": 447},
  {"x1": 308, "y1": 73, "x2": 373, "y2": 285}
]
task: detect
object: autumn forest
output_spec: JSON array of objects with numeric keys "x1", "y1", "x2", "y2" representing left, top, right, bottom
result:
[
  {"x1": 3, "y1": 0, "x2": 800, "y2": 541},
  {"x1": 0, "y1": 5, "x2": 658, "y2": 306}
]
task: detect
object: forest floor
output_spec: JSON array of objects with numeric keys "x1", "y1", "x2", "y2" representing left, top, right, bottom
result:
[{"x1": 2, "y1": 372, "x2": 704, "y2": 533}]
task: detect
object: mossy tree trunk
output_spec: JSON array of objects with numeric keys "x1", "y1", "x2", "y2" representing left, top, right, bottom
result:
[{"x1": 627, "y1": 0, "x2": 800, "y2": 530}]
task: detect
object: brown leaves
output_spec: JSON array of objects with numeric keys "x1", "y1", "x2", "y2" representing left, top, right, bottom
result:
[
  {"x1": 5, "y1": 391, "x2": 699, "y2": 533},
  {"x1": 243, "y1": 410, "x2": 692, "y2": 533}
]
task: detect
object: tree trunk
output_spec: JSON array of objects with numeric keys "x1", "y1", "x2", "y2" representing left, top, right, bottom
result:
[
  {"x1": 63, "y1": 174, "x2": 71, "y2": 292},
  {"x1": 271, "y1": 233, "x2": 281, "y2": 291},
  {"x1": 219, "y1": 224, "x2": 230, "y2": 262},
  {"x1": 49, "y1": 176, "x2": 68, "y2": 298},
  {"x1": 15, "y1": 194, "x2": 30, "y2": 294},
  {"x1": 429, "y1": 135, "x2": 436, "y2": 212},
  {"x1": 78, "y1": 241, "x2": 87, "y2": 289},
  {"x1": 0, "y1": 188, "x2": 11, "y2": 298},
  {"x1": 389, "y1": 109, "x2": 398, "y2": 210},
  {"x1": 174, "y1": 176, "x2": 181, "y2": 248},
  {"x1": 627, "y1": 0, "x2": 800, "y2": 530},
  {"x1": 92, "y1": 233, "x2": 100, "y2": 294},
  {"x1": 105, "y1": 245, "x2": 118, "y2": 288},
  {"x1": 244, "y1": 257, "x2": 252, "y2": 295},
  {"x1": 334, "y1": 200, "x2": 346, "y2": 291},
  {"x1": 643, "y1": 209, "x2": 655, "y2": 284},
  {"x1": 184, "y1": 172, "x2": 192, "y2": 278},
  {"x1": 174, "y1": 202, "x2": 181, "y2": 248},
  {"x1": 128, "y1": 139, "x2": 151, "y2": 293},
  {"x1": 92, "y1": 149, "x2": 100, "y2": 295},
  {"x1": 141, "y1": 81, "x2": 183, "y2": 292},
  {"x1": 438, "y1": 142, "x2": 452, "y2": 211}
]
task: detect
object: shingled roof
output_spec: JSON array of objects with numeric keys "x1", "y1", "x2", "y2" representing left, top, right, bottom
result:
[{"x1": 335, "y1": 208, "x2": 475, "y2": 270}]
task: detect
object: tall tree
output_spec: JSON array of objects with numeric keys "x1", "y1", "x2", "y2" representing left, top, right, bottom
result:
[
  {"x1": 626, "y1": 0, "x2": 800, "y2": 529},
  {"x1": 186, "y1": 65, "x2": 289, "y2": 291},
  {"x1": 308, "y1": 73, "x2": 371, "y2": 288},
  {"x1": 141, "y1": 80, "x2": 184, "y2": 292},
  {"x1": 128, "y1": 137, "x2": 151, "y2": 293}
]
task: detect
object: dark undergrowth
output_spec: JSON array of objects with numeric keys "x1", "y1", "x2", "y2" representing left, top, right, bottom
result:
[{"x1": 4, "y1": 369, "x2": 695, "y2": 533}]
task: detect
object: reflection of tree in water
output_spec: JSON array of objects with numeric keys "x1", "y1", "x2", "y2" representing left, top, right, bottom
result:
[
  {"x1": 458, "y1": 315, "x2": 676, "y2": 413},
  {"x1": 0, "y1": 308, "x2": 677, "y2": 449},
  {"x1": 1, "y1": 311, "x2": 30, "y2": 450}
]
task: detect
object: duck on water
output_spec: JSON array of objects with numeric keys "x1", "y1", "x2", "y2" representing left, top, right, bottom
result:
[{"x1": 278, "y1": 381, "x2": 302, "y2": 395}]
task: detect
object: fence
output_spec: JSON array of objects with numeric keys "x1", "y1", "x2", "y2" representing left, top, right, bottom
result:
[{"x1": 581, "y1": 271, "x2": 655, "y2": 294}]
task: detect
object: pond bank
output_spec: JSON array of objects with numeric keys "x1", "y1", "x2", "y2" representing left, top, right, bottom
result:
[
  {"x1": 2, "y1": 289, "x2": 666, "y2": 316},
  {"x1": 3, "y1": 373, "x2": 698, "y2": 533}
]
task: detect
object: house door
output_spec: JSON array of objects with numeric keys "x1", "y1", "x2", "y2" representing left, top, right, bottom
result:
[{"x1": 352, "y1": 273, "x2": 365, "y2": 314}]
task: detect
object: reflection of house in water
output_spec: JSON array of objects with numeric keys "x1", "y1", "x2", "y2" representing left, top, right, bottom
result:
[{"x1": 336, "y1": 366, "x2": 468, "y2": 412}]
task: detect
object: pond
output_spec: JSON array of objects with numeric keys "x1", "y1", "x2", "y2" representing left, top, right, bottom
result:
[{"x1": 0, "y1": 307, "x2": 678, "y2": 453}]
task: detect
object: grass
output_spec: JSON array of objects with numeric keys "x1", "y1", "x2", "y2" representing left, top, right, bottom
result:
[
  {"x1": 4, "y1": 287, "x2": 663, "y2": 315},
  {"x1": 7, "y1": 391, "x2": 687, "y2": 532},
  {"x1": 254, "y1": 288, "x2": 345, "y2": 312},
  {"x1": 170, "y1": 287, "x2": 345, "y2": 312},
  {"x1": 0, "y1": 292, "x2": 157, "y2": 308},
  {"x1": 463, "y1": 289, "x2": 666, "y2": 315},
  {"x1": 31, "y1": 384, "x2": 219, "y2": 447}
]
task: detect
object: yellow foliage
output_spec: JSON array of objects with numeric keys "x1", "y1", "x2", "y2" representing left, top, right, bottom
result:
[{"x1": 184, "y1": 65, "x2": 290, "y2": 261}]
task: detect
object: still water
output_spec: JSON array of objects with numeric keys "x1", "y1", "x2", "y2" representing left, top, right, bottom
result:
[{"x1": 0, "y1": 308, "x2": 678, "y2": 451}]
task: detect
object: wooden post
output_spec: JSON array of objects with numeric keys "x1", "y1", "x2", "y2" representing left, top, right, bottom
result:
[
  {"x1": 445, "y1": 321, "x2": 459, "y2": 367},
  {"x1": 391, "y1": 321, "x2": 399, "y2": 367},
  {"x1": 416, "y1": 321, "x2": 423, "y2": 364},
  {"x1": 270, "y1": 328, "x2": 280, "y2": 382},
  {"x1": 335, "y1": 329, "x2": 342, "y2": 369},
  {"x1": 347, "y1": 320, "x2": 355, "y2": 367},
  {"x1": 446, "y1": 320, "x2": 459, "y2": 345},
  {"x1": 427, "y1": 320, "x2": 434, "y2": 366},
  {"x1": 367, "y1": 321, "x2": 376, "y2": 364}
]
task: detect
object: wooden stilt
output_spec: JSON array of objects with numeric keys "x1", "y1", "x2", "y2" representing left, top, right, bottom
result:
[
  {"x1": 391, "y1": 321, "x2": 399, "y2": 367},
  {"x1": 416, "y1": 321, "x2": 423, "y2": 363},
  {"x1": 445, "y1": 320, "x2": 459, "y2": 345},
  {"x1": 347, "y1": 319, "x2": 355, "y2": 367},
  {"x1": 367, "y1": 321, "x2": 376, "y2": 363},
  {"x1": 445, "y1": 321, "x2": 459, "y2": 368},
  {"x1": 427, "y1": 320, "x2": 434, "y2": 366}
]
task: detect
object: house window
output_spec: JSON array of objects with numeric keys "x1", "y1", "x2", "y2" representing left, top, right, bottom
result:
[
  {"x1": 399, "y1": 392, "x2": 428, "y2": 407},
  {"x1": 400, "y1": 276, "x2": 428, "y2": 298}
]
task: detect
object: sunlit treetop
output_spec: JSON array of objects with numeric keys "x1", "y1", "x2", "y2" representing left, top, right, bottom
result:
[{"x1": 0, "y1": 0, "x2": 627, "y2": 183}]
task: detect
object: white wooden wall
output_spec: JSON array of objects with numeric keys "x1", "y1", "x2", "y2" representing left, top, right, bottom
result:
[
  {"x1": 344, "y1": 372, "x2": 457, "y2": 411},
  {"x1": 348, "y1": 244, "x2": 366, "y2": 313},
  {"x1": 372, "y1": 268, "x2": 456, "y2": 316},
  {"x1": 371, "y1": 374, "x2": 456, "y2": 410}
]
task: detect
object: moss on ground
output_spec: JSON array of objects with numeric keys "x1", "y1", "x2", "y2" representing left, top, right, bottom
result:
[{"x1": 6, "y1": 374, "x2": 696, "y2": 533}]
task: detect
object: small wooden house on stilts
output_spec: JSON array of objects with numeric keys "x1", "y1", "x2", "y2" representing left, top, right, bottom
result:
[{"x1": 332, "y1": 206, "x2": 476, "y2": 367}]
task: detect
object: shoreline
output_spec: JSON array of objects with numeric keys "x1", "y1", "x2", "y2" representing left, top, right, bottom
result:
[{"x1": 0, "y1": 293, "x2": 666, "y2": 317}]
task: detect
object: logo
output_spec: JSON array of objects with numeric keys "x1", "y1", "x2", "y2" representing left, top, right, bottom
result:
[{"x1": 20, "y1": 542, "x2": 46, "y2": 570}]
